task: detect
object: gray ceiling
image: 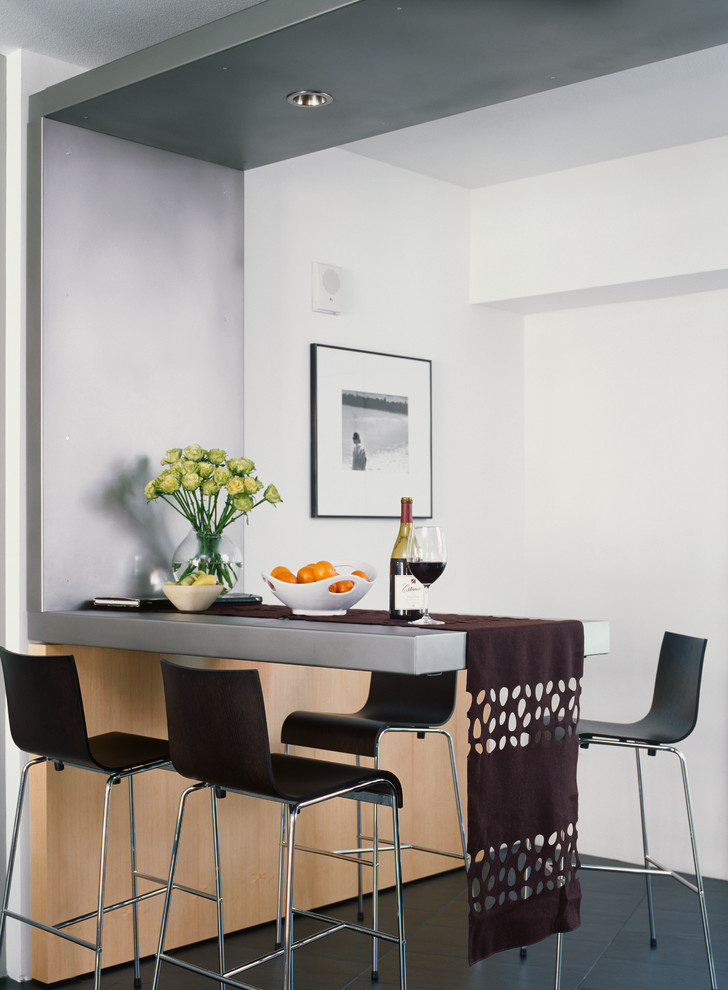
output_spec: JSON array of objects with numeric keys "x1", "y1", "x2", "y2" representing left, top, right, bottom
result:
[
  {"x1": 348, "y1": 41, "x2": 728, "y2": 186},
  {"x1": 0, "y1": 0, "x2": 268, "y2": 67},
  {"x1": 5, "y1": 0, "x2": 728, "y2": 186}
]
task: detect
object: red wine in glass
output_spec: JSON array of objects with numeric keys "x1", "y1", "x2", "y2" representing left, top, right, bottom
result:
[
  {"x1": 407, "y1": 560, "x2": 446, "y2": 586},
  {"x1": 406, "y1": 526, "x2": 447, "y2": 626}
]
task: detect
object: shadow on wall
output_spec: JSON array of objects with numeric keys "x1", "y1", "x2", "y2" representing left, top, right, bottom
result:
[{"x1": 95, "y1": 456, "x2": 174, "y2": 596}]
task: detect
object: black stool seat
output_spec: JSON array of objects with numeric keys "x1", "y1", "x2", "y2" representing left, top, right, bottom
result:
[
  {"x1": 279, "y1": 669, "x2": 467, "y2": 979},
  {"x1": 87, "y1": 731, "x2": 171, "y2": 772},
  {"x1": 152, "y1": 660, "x2": 407, "y2": 990},
  {"x1": 282, "y1": 712, "x2": 404, "y2": 757},
  {"x1": 0, "y1": 647, "x2": 171, "y2": 990},
  {"x1": 576, "y1": 631, "x2": 717, "y2": 989},
  {"x1": 282, "y1": 670, "x2": 458, "y2": 756},
  {"x1": 269, "y1": 753, "x2": 402, "y2": 806},
  {"x1": 578, "y1": 714, "x2": 683, "y2": 745},
  {"x1": 580, "y1": 630, "x2": 704, "y2": 746},
  {"x1": 579, "y1": 631, "x2": 704, "y2": 747}
]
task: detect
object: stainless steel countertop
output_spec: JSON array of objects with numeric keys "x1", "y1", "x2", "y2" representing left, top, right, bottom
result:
[{"x1": 28, "y1": 610, "x2": 609, "y2": 675}]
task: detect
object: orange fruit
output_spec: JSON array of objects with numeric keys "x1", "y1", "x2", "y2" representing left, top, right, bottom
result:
[
  {"x1": 352, "y1": 569, "x2": 369, "y2": 581},
  {"x1": 276, "y1": 571, "x2": 297, "y2": 584},
  {"x1": 312, "y1": 560, "x2": 338, "y2": 582},
  {"x1": 297, "y1": 564, "x2": 317, "y2": 584},
  {"x1": 329, "y1": 580, "x2": 355, "y2": 593}
]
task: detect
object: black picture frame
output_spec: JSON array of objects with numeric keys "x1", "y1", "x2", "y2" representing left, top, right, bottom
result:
[{"x1": 311, "y1": 343, "x2": 433, "y2": 518}]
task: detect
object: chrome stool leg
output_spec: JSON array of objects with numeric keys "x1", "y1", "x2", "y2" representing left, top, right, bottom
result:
[
  {"x1": 152, "y1": 783, "x2": 207, "y2": 990},
  {"x1": 366, "y1": 726, "x2": 467, "y2": 980},
  {"x1": 282, "y1": 806, "x2": 298, "y2": 990},
  {"x1": 211, "y1": 786, "x2": 226, "y2": 988},
  {"x1": 676, "y1": 749, "x2": 717, "y2": 990},
  {"x1": 356, "y1": 754, "x2": 365, "y2": 922},
  {"x1": 372, "y1": 758, "x2": 381, "y2": 980},
  {"x1": 275, "y1": 802, "x2": 287, "y2": 949},
  {"x1": 635, "y1": 748, "x2": 657, "y2": 947},
  {"x1": 390, "y1": 787, "x2": 407, "y2": 990},
  {"x1": 128, "y1": 776, "x2": 142, "y2": 988},
  {"x1": 93, "y1": 776, "x2": 117, "y2": 990},
  {"x1": 554, "y1": 931, "x2": 564, "y2": 990},
  {"x1": 580, "y1": 736, "x2": 718, "y2": 990},
  {"x1": 443, "y1": 728, "x2": 469, "y2": 869},
  {"x1": 0, "y1": 758, "x2": 45, "y2": 953},
  {"x1": 553, "y1": 875, "x2": 567, "y2": 990}
]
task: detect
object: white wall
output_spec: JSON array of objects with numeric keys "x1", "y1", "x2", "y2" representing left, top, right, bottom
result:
[
  {"x1": 468, "y1": 136, "x2": 728, "y2": 881},
  {"x1": 470, "y1": 136, "x2": 728, "y2": 309},
  {"x1": 242, "y1": 148, "x2": 526, "y2": 616},
  {"x1": 243, "y1": 138, "x2": 728, "y2": 884},
  {"x1": 524, "y1": 293, "x2": 728, "y2": 880}
]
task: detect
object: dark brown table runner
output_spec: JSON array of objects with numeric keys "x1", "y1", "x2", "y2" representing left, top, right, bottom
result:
[
  {"x1": 94, "y1": 601, "x2": 583, "y2": 959},
  {"x1": 462, "y1": 617, "x2": 583, "y2": 962}
]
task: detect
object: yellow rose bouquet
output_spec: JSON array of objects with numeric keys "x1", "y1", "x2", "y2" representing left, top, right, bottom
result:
[{"x1": 145, "y1": 444, "x2": 281, "y2": 591}]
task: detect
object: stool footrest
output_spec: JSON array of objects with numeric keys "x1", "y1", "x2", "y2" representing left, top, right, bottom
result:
[
  {"x1": 55, "y1": 884, "x2": 167, "y2": 931},
  {"x1": 156, "y1": 953, "x2": 262, "y2": 990},
  {"x1": 291, "y1": 835, "x2": 467, "y2": 869},
  {"x1": 157, "y1": 907, "x2": 403, "y2": 990},
  {"x1": 170, "y1": 880, "x2": 220, "y2": 902},
  {"x1": 295, "y1": 907, "x2": 403, "y2": 946},
  {"x1": 3, "y1": 910, "x2": 97, "y2": 952},
  {"x1": 133, "y1": 870, "x2": 169, "y2": 886},
  {"x1": 580, "y1": 859, "x2": 700, "y2": 896},
  {"x1": 359, "y1": 833, "x2": 467, "y2": 862},
  {"x1": 292, "y1": 842, "x2": 374, "y2": 867}
]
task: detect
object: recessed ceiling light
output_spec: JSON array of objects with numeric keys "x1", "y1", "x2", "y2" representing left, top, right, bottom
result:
[{"x1": 286, "y1": 90, "x2": 334, "y2": 108}]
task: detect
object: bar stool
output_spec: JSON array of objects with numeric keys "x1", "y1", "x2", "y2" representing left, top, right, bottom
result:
[
  {"x1": 0, "y1": 647, "x2": 170, "y2": 989},
  {"x1": 278, "y1": 669, "x2": 467, "y2": 977},
  {"x1": 578, "y1": 631, "x2": 717, "y2": 989},
  {"x1": 152, "y1": 660, "x2": 407, "y2": 990}
]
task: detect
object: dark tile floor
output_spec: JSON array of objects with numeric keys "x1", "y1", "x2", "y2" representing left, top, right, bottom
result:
[{"x1": 1, "y1": 859, "x2": 725, "y2": 989}]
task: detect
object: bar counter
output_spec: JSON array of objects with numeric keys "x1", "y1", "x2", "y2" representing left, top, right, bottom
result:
[
  {"x1": 29, "y1": 607, "x2": 609, "y2": 672},
  {"x1": 26, "y1": 607, "x2": 608, "y2": 983}
]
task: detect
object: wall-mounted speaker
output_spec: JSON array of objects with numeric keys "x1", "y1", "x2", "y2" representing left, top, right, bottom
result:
[{"x1": 312, "y1": 261, "x2": 343, "y2": 315}]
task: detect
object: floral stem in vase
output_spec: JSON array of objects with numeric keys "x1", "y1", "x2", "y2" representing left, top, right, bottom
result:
[{"x1": 145, "y1": 444, "x2": 282, "y2": 594}]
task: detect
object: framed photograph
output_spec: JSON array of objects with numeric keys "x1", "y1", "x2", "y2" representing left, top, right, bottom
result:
[{"x1": 311, "y1": 343, "x2": 432, "y2": 518}]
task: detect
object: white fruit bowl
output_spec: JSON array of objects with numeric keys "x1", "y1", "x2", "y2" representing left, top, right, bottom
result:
[
  {"x1": 162, "y1": 583, "x2": 223, "y2": 612},
  {"x1": 261, "y1": 561, "x2": 377, "y2": 615}
]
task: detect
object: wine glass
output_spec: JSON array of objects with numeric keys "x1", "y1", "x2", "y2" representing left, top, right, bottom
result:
[{"x1": 406, "y1": 525, "x2": 447, "y2": 625}]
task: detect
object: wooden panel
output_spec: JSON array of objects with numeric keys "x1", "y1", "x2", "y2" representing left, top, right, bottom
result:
[{"x1": 28, "y1": 644, "x2": 468, "y2": 982}]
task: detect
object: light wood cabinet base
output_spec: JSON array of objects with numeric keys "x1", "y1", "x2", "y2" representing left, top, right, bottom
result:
[{"x1": 28, "y1": 644, "x2": 468, "y2": 983}]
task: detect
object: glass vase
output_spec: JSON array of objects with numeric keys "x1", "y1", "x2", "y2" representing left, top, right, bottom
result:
[{"x1": 172, "y1": 529, "x2": 242, "y2": 594}]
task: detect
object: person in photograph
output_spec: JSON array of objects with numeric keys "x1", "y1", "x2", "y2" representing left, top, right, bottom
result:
[{"x1": 352, "y1": 432, "x2": 367, "y2": 470}]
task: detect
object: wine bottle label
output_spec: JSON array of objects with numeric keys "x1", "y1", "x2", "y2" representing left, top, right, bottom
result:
[{"x1": 393, "y1": 572, "x2": 424, "y2": 610}]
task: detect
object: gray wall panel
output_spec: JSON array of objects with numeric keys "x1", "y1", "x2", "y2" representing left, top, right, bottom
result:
[{"x1": 41, "y1": 120, "x2": 245, "y2": 609}]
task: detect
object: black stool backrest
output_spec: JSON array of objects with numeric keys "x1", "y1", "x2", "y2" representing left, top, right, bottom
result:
[
  {"x1": 646, "y1": 631, "x2": 707, "y2": 743},
  {"x1": 0, "y1": 647, "x2": 94, "y2": 765},
  {"x1": 359, "y1": 670, "x2": 459, "y2": 727},
  {"x1": 160, "y1": 660, "x2": 279, "y2": 798}
]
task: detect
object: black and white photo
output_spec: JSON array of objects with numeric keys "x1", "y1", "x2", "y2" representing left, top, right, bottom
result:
[{"x1": 311, "y1": 344, "x2": 432, "y2": 517}]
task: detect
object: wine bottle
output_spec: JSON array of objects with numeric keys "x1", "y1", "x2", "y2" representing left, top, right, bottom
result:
[{"x1": 389, "y1": 497, "x2": 424, "y2": 619}]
